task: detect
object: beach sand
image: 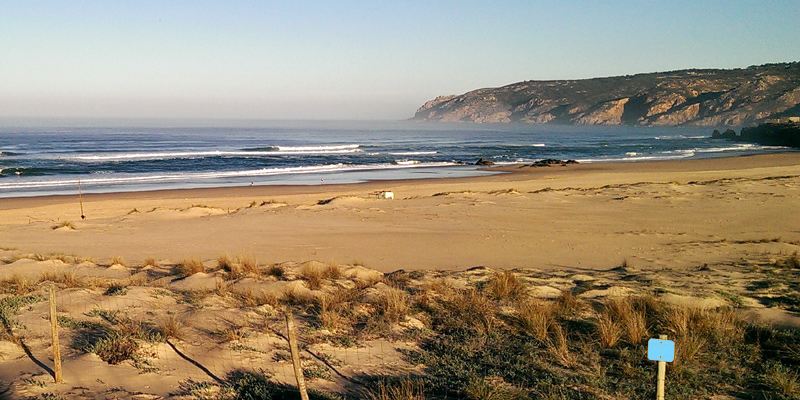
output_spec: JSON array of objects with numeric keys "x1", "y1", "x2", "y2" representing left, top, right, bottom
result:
[
  {"x1": 1, "y1": 153, "x2": 800, "y2": 399},
  {"x1": 1, "y1": 153, "x2": 799, "y2": 271}
]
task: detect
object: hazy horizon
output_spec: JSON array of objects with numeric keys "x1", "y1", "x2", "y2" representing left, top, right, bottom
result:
[{"x1": 2, "y1": 0, "x2": 798, "y2": 121}]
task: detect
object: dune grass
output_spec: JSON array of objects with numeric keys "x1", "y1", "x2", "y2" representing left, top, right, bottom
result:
[
  {"x1": 485, "y1": 270, "x2": 527, "y2": 302},
  {"x1": 50, "y1": 221, "x2": 76, "y2": 230},
  {"x1": 110, "y1": 256, "x2": 126, "y2": 267},
  {"x1": 175, "y1": 258, "x2": 205, "y2": 276}
]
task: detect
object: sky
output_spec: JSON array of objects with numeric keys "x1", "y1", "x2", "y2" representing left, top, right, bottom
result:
[{"x1": 1, "y1": 0, "x2": 798, "y2": 121}]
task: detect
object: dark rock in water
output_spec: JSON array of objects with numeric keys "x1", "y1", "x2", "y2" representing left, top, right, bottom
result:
[
  {"x1": 712, "y1": 121, "x2": 800, "y2": 148},
  {"x1": 475, "y1": 158, "x2": 495, "y2": 166},
  {"x1": 528, "y1": 159, "x2": 579, "y2": 167},
  {"x1": 711, "y1": 129, "x2": 737, "y2": 139},
  {"x1": 739, "y1": 123, "x2": 800, "y2": 147}
]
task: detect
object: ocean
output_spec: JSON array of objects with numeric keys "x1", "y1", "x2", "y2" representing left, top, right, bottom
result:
[{"x1": 0, "y1": 120, "x2": 790, "y2": 198}]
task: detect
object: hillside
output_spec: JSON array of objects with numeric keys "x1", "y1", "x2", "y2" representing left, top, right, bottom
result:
[{"x1": 413, "y1": 62, "x2": 800, "y2": 126}]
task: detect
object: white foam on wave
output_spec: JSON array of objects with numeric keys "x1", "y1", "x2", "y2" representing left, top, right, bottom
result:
[
  {"x1": 530, "y1": 143, "x2": 546, "y2": 147},
  {"x1": 694, "y1": 143, "x2": 787, "y2": 153},
  {"x1": 387, "y1": 151, "x2": 438, "y2": 155},
  {"x1": 0, "y1": 161, "x2": 460, "y2": 190},
  {"x1": 275, "y1": 144, "x2": 360, "y2": 151},
  {"x1": 70, "y1": 147, "x2": 363, "y2": 161},
  {"x1": 654, "y1": 135, "x2": 707, "y2": 140}
]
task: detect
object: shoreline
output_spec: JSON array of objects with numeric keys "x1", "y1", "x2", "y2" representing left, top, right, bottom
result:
[{"x1": 1, "y1": 151, "x2": 797, "y2": 207}]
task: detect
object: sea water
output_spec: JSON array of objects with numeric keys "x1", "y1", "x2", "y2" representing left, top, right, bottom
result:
[{"x1": 0, "y1": 120, "x2": 790, "y2": 198}]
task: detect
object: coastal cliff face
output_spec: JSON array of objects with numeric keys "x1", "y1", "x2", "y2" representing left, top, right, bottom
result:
[{"x1": 414, "y1": 62, "x2": 800, "y2": 126}]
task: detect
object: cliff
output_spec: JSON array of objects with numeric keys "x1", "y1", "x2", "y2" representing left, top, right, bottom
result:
[{"x1": 413, "y1": 62, "x2": 800, "y2": 127}]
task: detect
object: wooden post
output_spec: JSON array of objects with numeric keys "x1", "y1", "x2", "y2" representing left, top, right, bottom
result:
[
  {"x1": 78, "y1": 179, "x2": 85, "y2": 220},
  {"x1": 656, "y1": 334, "x2": 667, "y2": 400},
  {"x1": 285, "y1": 308, "x2": 309, "y2": 400},
  {"x1": 49, "y1": 285, "x2": 63, "y2": 383}
]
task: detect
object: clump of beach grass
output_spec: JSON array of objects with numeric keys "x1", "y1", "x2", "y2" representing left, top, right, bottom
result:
[
  {"x1": 104, "y1": 283, "x2": 128, "y2": 296},
  {"x1": 51, "y1": 221, "x2": 76, "y2": 230},
  {"x1": 0, "y1": 275, "x2": 35, "y2": 295},
  {"x1": 265, "y1": 264, "x2": 285, "y2": 279},
  {"x1": 763, "y1": 362, "x2": 800, "y2": 398},
  {"x1": 516, "y1": 300, "x2": 555, "y2": 341},
  {"x1": 143, "y1": 257, "x2": 159, "y2": 267},
  {"x1": 38, "y1": 271, "x2": 81, "y2": 287},
  {"x1": 158, "y1": 314, "x2": 184, "y2": 340},
  {"x1": 485, "y1": 270, "x2": 527, "y2": 302},
  {"x1": 175, "y1": 259, "x2": 205, "y2": 276},
  {"x1": 110, "y1": 256, "x2": 126, "y2": 267},
  {"x1": 237, "y1": 290, "x2": 278, "y2": 308},
  {"x1": 604, "y1": 297, "x2": 649, "y2": 345},
  {"x1": 218, "y1": 255, "x2": 260, "y2": 279},
  {"x1": 364, "y1": 379, "x2": 425, "y2": 400}
]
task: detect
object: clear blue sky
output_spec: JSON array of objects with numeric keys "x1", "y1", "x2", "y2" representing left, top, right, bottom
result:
[{"x1": 1, "y1": 0, "x2": 798, "y2": 120}]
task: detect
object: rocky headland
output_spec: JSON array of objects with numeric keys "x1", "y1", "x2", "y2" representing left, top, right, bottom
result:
[{"x1": 414, "y1": 62, "x2": 800, "y2": 126}]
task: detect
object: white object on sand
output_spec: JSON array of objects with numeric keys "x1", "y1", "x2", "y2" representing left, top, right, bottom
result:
[{"x1": 381, "y1": 191, "x2": 394, "y2": 200}]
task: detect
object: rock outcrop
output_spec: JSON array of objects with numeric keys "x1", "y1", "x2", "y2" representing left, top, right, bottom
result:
[
  {"x1": 414, "y1": 62, "x2": 800, "y2": 127},
  {"x1": 713, "y1": 122, "x2": 800, "y2": 148}
]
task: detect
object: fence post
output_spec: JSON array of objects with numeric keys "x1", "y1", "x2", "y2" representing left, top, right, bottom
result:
[
  {"x1": 656, "y1": 334, "x2": 667, "y2": 400},
  {"x1": 49, "y1": 284, "x2": 63, "y2": 383},
  {"x1": 285, "y1": 308, "x2": 309, "y2": 400}
]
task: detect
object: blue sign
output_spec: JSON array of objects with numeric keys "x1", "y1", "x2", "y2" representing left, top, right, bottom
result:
[{"x1": 647, "y1": 338, "x2": 675, "y2": 362}]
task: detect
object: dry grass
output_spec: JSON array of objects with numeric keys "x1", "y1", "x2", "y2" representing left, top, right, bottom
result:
[
  {"x1": 51, "y1": 221, "x2": 76, "y2": 230},
  {"x1": 217, "y1": 255, "x2": 234, "y2": 271},
  {"x1": 375, "y1": 287, "x2": 410, "y2": 325},
  {"x1": 301, "y1": 265, "x2": 324, "y2": 290},
  {"x1": 280, "y1": 287, "x2": 315, "y2": 307},
  {"x1": 364, "y1": 379, "x2": 425, "y2": 400},
  {"x1": 110, "y1": 256, "x2": 126, "y2": 267},
  {"x1": 516, "y1": 300, "x2": 555, "y2": 341},
  {"x1": 313, "y1": 287, "x2": 361, "y2": 331},
  {"x1": 214, "y1": 280, "x2": 229, "y2": 297},
  {"x1": 237, "y1": 290, "x2": 278, "y2": 308},
  {"x1": 216, "y1": 324, "x2": 247, "y2": 343},
  {"x1": 238, "y1": 256, "x2": 258, "y2": 274},
  {"x1": 764, "y1": 362, "x2": 800, "y2": 398},
  {"x1": 554, "y1": 290, "x2": 581, "y2": 316},
  {"x1": 143, "y1": 257, "x2": 159, "y2": 267},
  {"x1": 596, "y1": 313, "x2": 623, "y2": 348},
  {"x1": 159, "y1": 314, "x2": 184, "y2": 340},
  {"x1": 324, "y1": 263, "x2": 343, "y2": 279},
  {"x1": 48, "y1": 253, "x2": 77, "y2": 264},
  {"x1": 38, "y1": 270, "x2": 81, "y2": 287},
  {"x1": 485, "y1": 270, "x2": 527, "y2": 302},
  {"x1": 605, "y1": 298, "x2": 649, "y2": 345},
  {"x1": 300, "y1": 263, "x2": 344, "y2": 290},
  {"x1": 0, "y1": 275, "x2": 35, "y2": 295},
  {"x1": 219, "y1": 255, "x2": 260, "y2": 279},
  {"x1": 175, "y1": 259, "x2": 205, "y2": 276},
  {"x1": 464, "y1": 377, "x2": 527, "y2": 400},
  {"x1": 265, "y1": 264, "x2": 285, "y2": 278},
  {"x1": 546, "y1": 323, "x2": 575, "y2": 367}
]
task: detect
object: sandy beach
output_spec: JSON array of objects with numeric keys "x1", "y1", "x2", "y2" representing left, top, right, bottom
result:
[{"x1": 2, "y1": 153, "x2": 799, "y2": 271}]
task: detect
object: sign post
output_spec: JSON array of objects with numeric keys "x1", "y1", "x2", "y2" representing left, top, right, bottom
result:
[{"x1": 647, "y1": 334, "x2": 674, "y2": 400}]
